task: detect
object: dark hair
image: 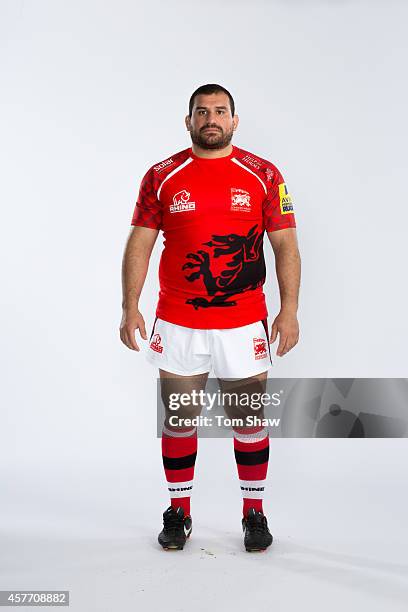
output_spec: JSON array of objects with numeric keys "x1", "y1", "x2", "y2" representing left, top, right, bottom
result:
[{"x1": 188, "y1": 84, "x2": 235, "y2": 118}]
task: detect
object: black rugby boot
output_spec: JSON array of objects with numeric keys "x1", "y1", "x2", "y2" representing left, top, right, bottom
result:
[
  {"x1": 242, "y1": 507, "x2": 273, "y2": 552},
  {"x1": 158, "y1": 506, "x2": 192, "y2": 550}
]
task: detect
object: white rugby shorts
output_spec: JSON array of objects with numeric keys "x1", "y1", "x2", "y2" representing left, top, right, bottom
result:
[{"x1": 144, "y1": 316, "x2": 273, "y2": 379}]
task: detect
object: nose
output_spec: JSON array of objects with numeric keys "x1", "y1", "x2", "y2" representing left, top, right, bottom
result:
[{"x1": 204, "y1": 110, "x2": 220, "y2": 124}]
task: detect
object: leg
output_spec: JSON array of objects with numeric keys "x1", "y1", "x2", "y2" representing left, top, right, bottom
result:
[
  {"x1": 218, "y1": 370, "x2": 273, "y2": 551},
  {"x1": 159, "y1": 368, "x2": 209, "y2": 517},
  {"x1": 217, "y1": 371, "x2": 270, "y2": 518}
]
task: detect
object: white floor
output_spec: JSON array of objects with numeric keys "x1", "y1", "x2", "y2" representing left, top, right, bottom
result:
[{"x1": 1, "y1": 440, "x2": 408, "y2": 612}]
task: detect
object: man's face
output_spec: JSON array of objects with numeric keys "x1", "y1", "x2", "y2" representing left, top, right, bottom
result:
[{"x1": 186, "y1": 92, "x2": 239, "y2": 150}]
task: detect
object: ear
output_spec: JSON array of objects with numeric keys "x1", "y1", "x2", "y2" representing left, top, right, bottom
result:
[
  {"x1": 233, "y1": 114, "x2": 239, "y2": 131},
  {"x1": 185, "y1": 115, "x2": 191, "y2": 131}
]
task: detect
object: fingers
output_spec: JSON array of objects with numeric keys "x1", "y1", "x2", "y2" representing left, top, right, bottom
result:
[
  {"x1": 270, "y1": 321, "x2": 278, "y2": 344},
  {"x1": 271, "y1": 315, "x2": 299, "y2": 357},
  {"x1": 270, "y1": 319, "x2": 285, "y2": 355},
  {"x1": 276, "y1": 331, "x2": 299, "y2": 356},
  {"x1": 120, "y1": 310, "x2": 149, "y2": 351},
  {"x1": 138, "y1": 319, "x2": 148, "y2": 340},
  {"x1": 120, "y1": 326, "x2": 140, "y2": 351},
  {"x1": 276, "y1": 332, "x2": 287, "y2": 357}
]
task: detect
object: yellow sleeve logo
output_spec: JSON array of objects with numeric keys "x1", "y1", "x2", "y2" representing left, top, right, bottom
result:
[{"x1": 278, "y1": 183, "x2": 294, "y2": 215}]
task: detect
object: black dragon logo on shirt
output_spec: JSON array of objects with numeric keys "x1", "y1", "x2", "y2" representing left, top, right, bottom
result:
[{"x1": 181, "y1": 224, "x2": 266, "y2": 309}]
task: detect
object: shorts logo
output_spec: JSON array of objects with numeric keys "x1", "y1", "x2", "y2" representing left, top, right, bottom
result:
[
  {"x1": 170, "y1": 189, "x2": 196, "y2": 213},
  {"x1": 231, "y1": 188, "x2": 251, "y2": 212},
  {"x1": 150, "y1": 333, "x2": 163, "y2": 353},
  {"x1": 278, "y1": 183, "x2": 294, "y2": 214},
  {"x1": 253, "y1": 337, "x2": 267, "y2": 360}
]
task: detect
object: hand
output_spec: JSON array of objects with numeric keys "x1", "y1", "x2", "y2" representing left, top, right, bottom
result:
[
  {"x1": 120, "y1": 308, "x2": 147, "y2": 351},
  {"x1": 270, "y1": 309, "x2": 299, "y2": 357}
]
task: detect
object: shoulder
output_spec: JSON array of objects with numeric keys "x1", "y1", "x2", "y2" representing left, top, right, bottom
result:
[
  {"x1": 233, "y1": 145, "x2": 284, "y2": 187},
  {"x1": 142, "y1": 148, "x2": 192, "y2": 187}
]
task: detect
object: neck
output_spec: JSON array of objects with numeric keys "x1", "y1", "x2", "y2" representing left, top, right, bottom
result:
[{"x1": 191, "y1": 143, "x2": 233, "y2": 159}]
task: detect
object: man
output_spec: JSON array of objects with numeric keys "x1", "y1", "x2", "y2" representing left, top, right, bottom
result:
[{"x1": 120, "y1": 84, "x2": 301, "y2": 552}]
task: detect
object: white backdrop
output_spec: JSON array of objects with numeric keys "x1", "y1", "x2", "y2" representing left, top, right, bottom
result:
[{"x1": 1, "y1": 1, "x2": 408, "y2": 610}]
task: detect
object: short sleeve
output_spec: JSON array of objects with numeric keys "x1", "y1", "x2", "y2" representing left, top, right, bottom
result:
[
  {"x1": 262, "y1": 165, "x2": 296, "y2": 232},
  {"x1": 131, "y1": 167, "x2": 163, "y2": 230}
]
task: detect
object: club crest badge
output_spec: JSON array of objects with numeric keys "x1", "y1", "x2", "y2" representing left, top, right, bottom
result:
[{"x1": 231, "y1": 188, "x2": 251, "y2": 213}]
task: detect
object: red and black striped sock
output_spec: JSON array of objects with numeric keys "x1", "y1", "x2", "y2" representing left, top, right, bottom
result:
[
  {"x1": 233, "y1": 425, "x2": 270, "y2": 518},
  {"x1": 161, "y1": 423, "x2": 197, "y2": 518}
]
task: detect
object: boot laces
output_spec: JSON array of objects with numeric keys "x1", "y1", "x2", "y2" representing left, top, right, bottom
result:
[
  {"x1": 246, "y1": 513, "x2": 268, "y2": 535},
  {"x1": 163, "y1": 510, "x2": 183, "y2": 536}
]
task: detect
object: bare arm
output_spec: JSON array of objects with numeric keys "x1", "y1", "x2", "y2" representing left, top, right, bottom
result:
[
  {"x1": 267, "y1": 227, "x2": 301, "y2": 356},
  {"x1": 120, "y1": 226, "x2": 159, "y2": 351}
]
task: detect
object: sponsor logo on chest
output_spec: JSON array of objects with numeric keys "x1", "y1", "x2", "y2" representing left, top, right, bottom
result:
[
  {"x1": 170, "y1": 189, "x2": 196, "y2": 213},
  {"x1": 168, "y1": 187, "x2": 255, "y2": 214}
]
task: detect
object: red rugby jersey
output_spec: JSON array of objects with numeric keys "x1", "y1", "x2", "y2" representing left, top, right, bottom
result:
[{"x1": 131, "y1": 145, "x2": 296, "y2": 329}]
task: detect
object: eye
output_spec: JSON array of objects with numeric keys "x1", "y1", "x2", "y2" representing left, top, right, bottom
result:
[{"x1": 217, "y1": 110, "x2": 225, "y2": 114}]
